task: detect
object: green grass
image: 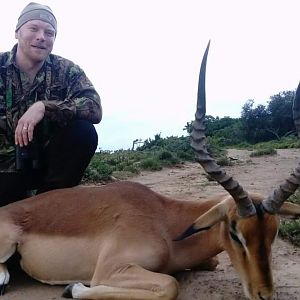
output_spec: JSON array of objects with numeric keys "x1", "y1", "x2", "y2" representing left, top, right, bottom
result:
[
  {"x1": 250, "y1": 148, "x2": 277, "y2": 157},
  {"x1": 279, "y1": 191, "x2": 300, "y2": 246},
  {"x1": 232, "y1": 136, "x2": 300, "y2": 151},
  {"x1": 253, "y1": 136, "x2": 300, "y2": 150},
  {"x1": 83, "y1": 148, "x2": 185, "y2": 182}
]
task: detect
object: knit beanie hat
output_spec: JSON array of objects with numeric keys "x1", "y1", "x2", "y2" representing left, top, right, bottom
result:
[{"x1": 16, "y1": 2, "x2": 57, "y2": 33}]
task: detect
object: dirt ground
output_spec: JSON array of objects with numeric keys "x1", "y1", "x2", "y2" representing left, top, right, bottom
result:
[{"x1": 2, "y1": 148, "x2": 300, "y2": 300}]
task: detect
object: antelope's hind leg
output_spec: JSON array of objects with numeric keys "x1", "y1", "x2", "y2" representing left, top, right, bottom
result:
[
  {"x1": 0, "y1": 232, "x2": 17, "y2": 295},
  {"x1": 0, "y1": 263, "x2": 10, "y2": 295},
  {"x1": 0, "y1": 257, "x2": 15, "y2": 295},
  {"x1": 63, "y1": 264, "x2": 179, "y2": 300}
]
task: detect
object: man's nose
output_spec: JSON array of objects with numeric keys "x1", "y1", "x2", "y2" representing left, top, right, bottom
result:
[{"x1": 36, "y1": 31, "x2": 45, "y2": 41}]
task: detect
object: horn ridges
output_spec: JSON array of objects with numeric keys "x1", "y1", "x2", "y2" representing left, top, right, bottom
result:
[{"x1": 192, "y1": 41, "x2": 256, "y2": 217}]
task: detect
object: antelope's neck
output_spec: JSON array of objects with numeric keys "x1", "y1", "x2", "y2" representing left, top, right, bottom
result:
[{"x1": 165, "y1": 198, "x2": 224, "y2": 272}]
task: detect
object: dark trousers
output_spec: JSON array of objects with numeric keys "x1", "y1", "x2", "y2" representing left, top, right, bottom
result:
[{"x1": 0, "y1": 120, "x2": 98, "y2": 206}]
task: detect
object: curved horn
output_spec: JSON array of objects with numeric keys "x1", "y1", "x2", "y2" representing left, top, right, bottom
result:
[
  {"x1": 262, "y1": 82, "x2": 300, "y2": 214},
  {"x1": 191, "y1": 41, "x2": 256, "y2": 217}
]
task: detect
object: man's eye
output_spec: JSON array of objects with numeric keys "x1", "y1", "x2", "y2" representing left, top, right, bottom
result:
[{"x1": 45, "y1": 31, "x2": 54, "y2": 37}]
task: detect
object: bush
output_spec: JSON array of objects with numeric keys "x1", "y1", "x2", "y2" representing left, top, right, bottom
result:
[
  {"x1": 252, "y1": 136, "x2": 300, "y2": 150},
  {"x1": 140, "y1": 158, "x2": 162, "y2": 171},
  {"x1": 206, "y1": 136, "x2": 227, "y2": 159},
  {"x1": 278, "y1": 191, "x2": 300, "y2": 246},
  {"x1": 177, "y1": 150, "x2": 194, "y2": 161},
  {"x1": 217, "y1": 155, "x2": 233, "y2": 166},
  {"x1": 84, "y1": 134, "x2": 199, "y2": 181},
  {"x1": 83, "y1": 161, "x2": 113, "y2": 182},
  {"x1": 158, "y1": 150, "x2": 173, "y2": 160},
  {"x1": 250, "y1": 148, "x2": 277, "y2": 157},
  {"x1": 279, "y1": 220, "x2": 300, "y2": 246}
]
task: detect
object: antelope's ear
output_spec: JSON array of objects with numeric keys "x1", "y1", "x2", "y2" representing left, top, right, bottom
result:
[
  {"x1": 278, "y1": 202, "x2": 300, "y2": 219},
  {"x1": 174, "y1": 199, "x2": 230, "y2": 241}
]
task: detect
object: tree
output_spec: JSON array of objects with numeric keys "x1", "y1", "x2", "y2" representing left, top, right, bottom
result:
[
  {"x1": 138, "y1": 133, "x2": 164, "y2": 151},
  {"x1": 184, "y1": 115, "x2": 243, "y2": 145},
  {"x1": 241, "y1": 100, "x2": 271, "y2": 143},
  {"x1": 266, "y1": 91, "x2": 295, "y2": 139},
  {"x1": 240, "y1": 90, "x2": 296, "y2": 143}
]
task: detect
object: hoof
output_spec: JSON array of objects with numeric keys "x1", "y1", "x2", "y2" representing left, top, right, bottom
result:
[
  {"x1": 62, "y1": 283, "x2": 75, "y2": 298},
  {"x1": 192, "y1": 256, "x2": 219, "y2": 271},
  {"x1": 0, "y1": 284, "x2": 7, "y2": 296}
]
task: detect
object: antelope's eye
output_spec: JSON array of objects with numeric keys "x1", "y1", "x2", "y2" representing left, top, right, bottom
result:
[
  {"x1": 230, "y1": 221, "x2": 243, "y2": 246},
  {"x1": 229, "y1": 230, "x2": 243, "y2": 246}
]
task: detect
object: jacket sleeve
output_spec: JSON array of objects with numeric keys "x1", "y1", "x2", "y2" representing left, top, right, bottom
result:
[{"x1": 42, "y1": 64, "x2": 102, "y2": 125}]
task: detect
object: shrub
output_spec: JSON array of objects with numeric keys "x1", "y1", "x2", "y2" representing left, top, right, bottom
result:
[
  {"x1": 140, "y1": 158, "x2": 162, "y2": 171},
  {"x1": 279, "y1": 220, "x2": 300, "y2": 246},
  {"x1": 250, "y1": 148, "x2": 277, "y2": 157},
  {"x1": 158, "y1": 150, "x2": 173, "y2": 160},
  {"x1": 177, "y1": 150, "x2": 194, "y2": 161},
  {"x1": 217, "y1": 155, "x2": 233, "y2": 166},
  {"x1": 83, "y1": 162, "x2": 113, "y2": 182},
  {"x1": 278, "y1": 191, "x2": 300, "y2": 246}
]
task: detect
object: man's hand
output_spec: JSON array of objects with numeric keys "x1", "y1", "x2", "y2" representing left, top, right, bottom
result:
[{"x1": 15, "y1": 101, "x2": 45, "y2": 147}]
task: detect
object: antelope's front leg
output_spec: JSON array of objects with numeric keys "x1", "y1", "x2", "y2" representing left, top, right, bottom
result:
[
  {"x1": 63, "y1": 235, "x2": 178, "y2": 299},
  {"x1": 0, "y1": 263, "x2": 9, "y2": 296},
  {"x1": 63, "y1": 264, "x2": 179, "y2": 300}
]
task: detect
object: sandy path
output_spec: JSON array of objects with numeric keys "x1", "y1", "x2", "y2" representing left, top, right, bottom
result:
[
  {"x1": 2, "y1": 148, "x2": 300, "y2": 299},
  {"x1": 130, "y1": 149, "x2": 300, "y2": 300}
]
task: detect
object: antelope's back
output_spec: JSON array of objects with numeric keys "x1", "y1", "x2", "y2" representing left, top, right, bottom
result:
[{"x1": 5, "y1": 181, "x2": 169, "y2": 236}]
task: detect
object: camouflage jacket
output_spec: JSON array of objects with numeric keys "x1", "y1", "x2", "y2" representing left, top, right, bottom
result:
[{"x1": 0, "y1": 44, "x2": 102, "y2": 172}]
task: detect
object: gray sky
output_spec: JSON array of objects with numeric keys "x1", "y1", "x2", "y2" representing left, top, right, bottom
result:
[{"x1": 2, "y1": 0, "x2": 300, "y2": 150}]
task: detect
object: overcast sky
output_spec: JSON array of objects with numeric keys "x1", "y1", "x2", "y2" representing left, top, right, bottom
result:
[{"x1": 2, "y1": 0, "x2": 300, "y2": 150}]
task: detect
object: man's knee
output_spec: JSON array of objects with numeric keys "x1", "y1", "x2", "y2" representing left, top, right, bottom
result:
[{"x1": 64, "y1": 120, "x2": 98, "y2": 153}]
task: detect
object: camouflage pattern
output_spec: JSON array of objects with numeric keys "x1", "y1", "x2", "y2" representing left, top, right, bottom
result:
[{"x1": 0, "y1": 44, "x2": 102, "y2": 172}]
